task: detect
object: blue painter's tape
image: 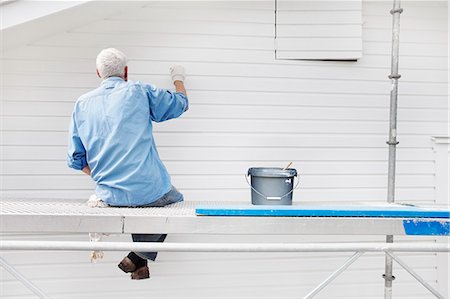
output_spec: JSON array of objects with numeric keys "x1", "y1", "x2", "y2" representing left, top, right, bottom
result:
[
  {"x1": 195, "y1": 205, "x2": 450, "y2": 219},
  {"x1": 403, "y1": 220, "x2": 450, "y2": 236}
]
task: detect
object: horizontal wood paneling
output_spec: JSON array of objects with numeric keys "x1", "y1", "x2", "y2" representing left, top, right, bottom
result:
[
  {"x1": 0, "y1": 174, "x2": 436, "y2": 190},
  {"x1": 277, "y1": 10, "x2": 362, "y2": 25},
  {"x1": 2, "y1": 72, "x2": 447, "y2": 96},
  {"x1": 3, "y1": 116, "x2": 448, "y2": 135},
  {"x1": 3, "y1": 101, "x2": 448, "y2": 122},
  {"x1": 2, "y1": 188, "x2": 437, "y2": 203},
  {"x1": 0, "y1": 131, "x2": 441, "y2": 148},
  {"x1": 3, "y1": 44, "x2": 448, "y2": 69},
  {"x1": 71, "y1": 19, "x2": 275, "y2": 37},
  {"x1": 111, "y1": 5, "x2": 274, "y2": 24},
  {"x1": 276, "y1": 1, "x2": 362, "y2": 60},
  {"x1": 3, "y1": 59, "x2": 448, "y2": 83},
  {"x1": 1, "y1": 160, "x2": 437, "y2": 176},
  {"x1": 33, "y1": 32, "x2": 275, "y2": 51}
]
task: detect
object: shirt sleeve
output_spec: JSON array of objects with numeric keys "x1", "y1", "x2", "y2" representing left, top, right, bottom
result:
[
  {"x1": 143, "y1": 83, "x2": 189, "y2": 122},
  {"x1": 67, "y1": 109, "x2": 87, "y2": 171}
]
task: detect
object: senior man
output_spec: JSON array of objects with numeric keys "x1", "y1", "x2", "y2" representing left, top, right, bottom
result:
[{"x1": 67, "y1": 48, "x2": 188, "y2": 280}]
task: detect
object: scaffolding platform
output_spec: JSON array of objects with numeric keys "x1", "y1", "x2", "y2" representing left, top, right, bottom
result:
[{"x1": 1, "y1": 199, "x2": 449, "y2": 236}]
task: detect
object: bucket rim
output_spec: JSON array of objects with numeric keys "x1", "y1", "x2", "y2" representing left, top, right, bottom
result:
[{"x1": 247, "y1": 167, "x2": 297, "y2": 178}]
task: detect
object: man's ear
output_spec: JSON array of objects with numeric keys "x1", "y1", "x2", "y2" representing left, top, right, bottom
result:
[
  {"x1": 124, "y1": 66, "x2": 128, "y2": 81},
  {"x1": 96, "y1": 69, "x2": 101, "y2": 79}
]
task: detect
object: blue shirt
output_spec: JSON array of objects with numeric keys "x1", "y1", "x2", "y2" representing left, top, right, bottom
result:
[{"x1": 67, "y1": 77, "x2": 188, "y2": 206}]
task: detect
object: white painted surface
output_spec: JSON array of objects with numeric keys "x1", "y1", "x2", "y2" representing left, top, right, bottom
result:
[
  {"x1": 276, "y1": 0, "x2": 363, "y2": 60},
  {"x1": 432, "y1": 136, "x2": 450, "y2": 298},
  {"x1": 0, "y1": 1, "x2": 86, "y2": 30},
  {"x1": 0, "y1": 1, "x2": 448, "y2": 298}
]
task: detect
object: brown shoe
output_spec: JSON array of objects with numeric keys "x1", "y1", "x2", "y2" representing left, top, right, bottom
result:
[
  {"x1": 118, "y1": 256, "x2": 137, "y2": 273},
  {"x1": 131, "y1": 265, "x2": 150, "y2": 280}
]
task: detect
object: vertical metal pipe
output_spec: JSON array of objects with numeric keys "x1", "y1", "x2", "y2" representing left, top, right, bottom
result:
[
  {"x1": 384, "y1": 1, "x2": 403, "y2": 298},
  {"x1": 384, "y1": 235, "x2": 395, "y2": 298},
  {"x1": 387, "y1": 0, "x2": 402, "y2": 203}
]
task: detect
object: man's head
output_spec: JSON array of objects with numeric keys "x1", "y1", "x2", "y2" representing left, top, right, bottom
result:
[{"x1": 96, "y1": 48, "x2": 128, "y2": 80}]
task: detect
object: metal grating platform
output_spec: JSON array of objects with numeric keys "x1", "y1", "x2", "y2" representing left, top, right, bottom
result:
[{"x1": 0, "y1": 198, "x2": 200, "y2": 216}]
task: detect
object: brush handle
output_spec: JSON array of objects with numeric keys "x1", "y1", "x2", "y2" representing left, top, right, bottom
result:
[{"x1": 283, "y1": 161, "x2": 293, "y2": 170}]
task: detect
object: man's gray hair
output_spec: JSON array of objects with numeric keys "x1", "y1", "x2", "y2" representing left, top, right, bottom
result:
[{"x1": 96, "y1": 48, "x2": 128, "y2": 79}]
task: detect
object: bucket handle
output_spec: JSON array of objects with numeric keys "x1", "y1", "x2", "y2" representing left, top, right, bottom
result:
[{"x1": 245, "y1": 174, "x2": 300, "y2": 201}]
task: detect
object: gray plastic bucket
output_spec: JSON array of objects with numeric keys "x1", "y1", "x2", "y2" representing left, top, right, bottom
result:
[{"x1": 247, "y1": 167, "x2": 298, "y2": 205}]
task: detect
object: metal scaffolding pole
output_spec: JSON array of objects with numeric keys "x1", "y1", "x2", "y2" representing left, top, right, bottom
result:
[
  {"x1": 303, "y1": 252, "x2": 365, "y2": 299},
  {"x1": 0, "y1": 256, "x2": 50, "y2": 299},
  {"x1": 1, "y1": 241, "x2": 449, "y2": 252},
  {"x1": 387, "y1": 252, "x2": 446, "y2": 299},
  {"x1": 384, "y1": 0, "x2": 403, "y2": 298}
]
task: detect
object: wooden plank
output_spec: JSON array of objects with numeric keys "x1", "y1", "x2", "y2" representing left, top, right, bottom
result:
[
  {"x1": 0, "y1": 281, "x2": 438, "y2": 298},
  {"x1": 363, "y1": 15, "x2": 447, "y2": 31},
  {"x1": 0, "y1": 131, "x2": 440, "y2": 148},
  {"x1": 364, "y1": 41, "x2": 448, "y2": 57},
  {"x1": 277, "y1": 11, "x2": 362, "y2": 25},
  {"x1": 0, "y1": 146, "x2": 435, "y2": 162},
  {"x1": 277, "y1": 51, "x2": 362, "y2": 60},
  {"x1": 0, "y1": 174, "x2": 436, "y2": 190},
  {"x1": 140, "y1": 1, "x2": 275, "y2": 10},
  {"x1": 3, "y1": 44, "x2": 448, "y2": 70},
  {"x1": 111, "y1": 5, "x2": 274, "y2": 23},
  {"x1": 0, "y1": 188, "x2": 437, "y2": 203},
  {"x1": 277, "y1": 24, "x2": 362, "y2": 37},
  {"x1": 34, "y1": 32, "x2": 274, "y2": 51},
  {"x1": 276, "y1": 38, "x2": 362, "y2": 51},
  {"x1": 0, "y1": 160, "x2": 437, "y2": 176},
  {"x1": 276, "y1": 1, "x2": 362, "y2": 60},
  {"x1": 363, "y1": 28, "x2": 447, "y2": 44},
  {"x1": 2, "y1": 57, "x2": 448, "y2": 83},
  {"x1": 0, "y1": 281, "x2": 437, "y2": 298},
  {"x1": 2, "y1": 45, "x2": 275, "y2": 64},
  {"x1": 363, "y1": 1, "x2": 447, "y2": 18},
  {"x1": 3, "y1": 116, "x2": 448, "y2": 135},
  {"x1": 71, "y1": 19, "x2": 274, "y2": 37},
  {"x1": 3, "y1": 86, "x2": 448, "y2": 109},
  {"x1": 2, "y1": 73, "x2": 448, "y2": 96},
  {"x1": 277, "y1": 1, "x2": 362, "y2": 11}
]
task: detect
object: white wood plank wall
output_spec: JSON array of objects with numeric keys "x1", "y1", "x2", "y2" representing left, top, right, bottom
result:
[
  {"x1": 276, "y1": 0, "x2": 363, "y2": 60},
  {"x1": 1, "y1": 1, "x2": 448, "y2": 298}
]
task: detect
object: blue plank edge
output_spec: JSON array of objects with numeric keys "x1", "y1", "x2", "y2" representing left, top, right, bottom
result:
[{"x1": 403, "y1": 220, "x2": 450, "y2": 236}]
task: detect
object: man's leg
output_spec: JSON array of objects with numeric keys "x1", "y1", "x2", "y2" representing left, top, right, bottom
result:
[
  {"x1": 131, "y1": 233, "x2": 167, "y2": 261},
  {"x1": 119, "y1": 186, "x2": 183, "y2": 279}
]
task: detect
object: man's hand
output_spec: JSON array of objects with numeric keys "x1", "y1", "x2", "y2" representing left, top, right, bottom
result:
[
  {"x1": 82, "y1": 165, "x2": 91, "y2": 176},
  {"x1": 170, "y1": 65, "x2": 187, "y2": 97}
]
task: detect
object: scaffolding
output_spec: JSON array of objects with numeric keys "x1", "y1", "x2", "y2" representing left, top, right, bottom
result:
[
  {"x1": 1, "y1": 240, "x2": 449, "y2": 299},
  {"x1": 384, "y1": 0, "x2": 403, "y2": 298}
]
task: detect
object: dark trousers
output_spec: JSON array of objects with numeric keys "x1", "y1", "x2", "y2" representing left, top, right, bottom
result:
[{"x1": 131, "y1": 186, "x2": 183, "y2": 261}]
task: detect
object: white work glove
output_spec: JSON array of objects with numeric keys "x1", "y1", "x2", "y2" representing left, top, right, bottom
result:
[
  {"x1": 88, "y1": 232, "x2": 104, "y2": 263},
  {"x1": 87, "y1": 194, "x2": 107, "y2": 208},
  {"x1": 170, "y1": 65, "x2": 186, "y2": 83}
]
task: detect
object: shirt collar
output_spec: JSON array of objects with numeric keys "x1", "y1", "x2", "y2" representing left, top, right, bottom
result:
[
  {"x1": 101, "y1": 76, "x2": 125, "y2": 89},
  {"x1": 101, "y1": 76, "x2": 125, "y2": 85}
]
